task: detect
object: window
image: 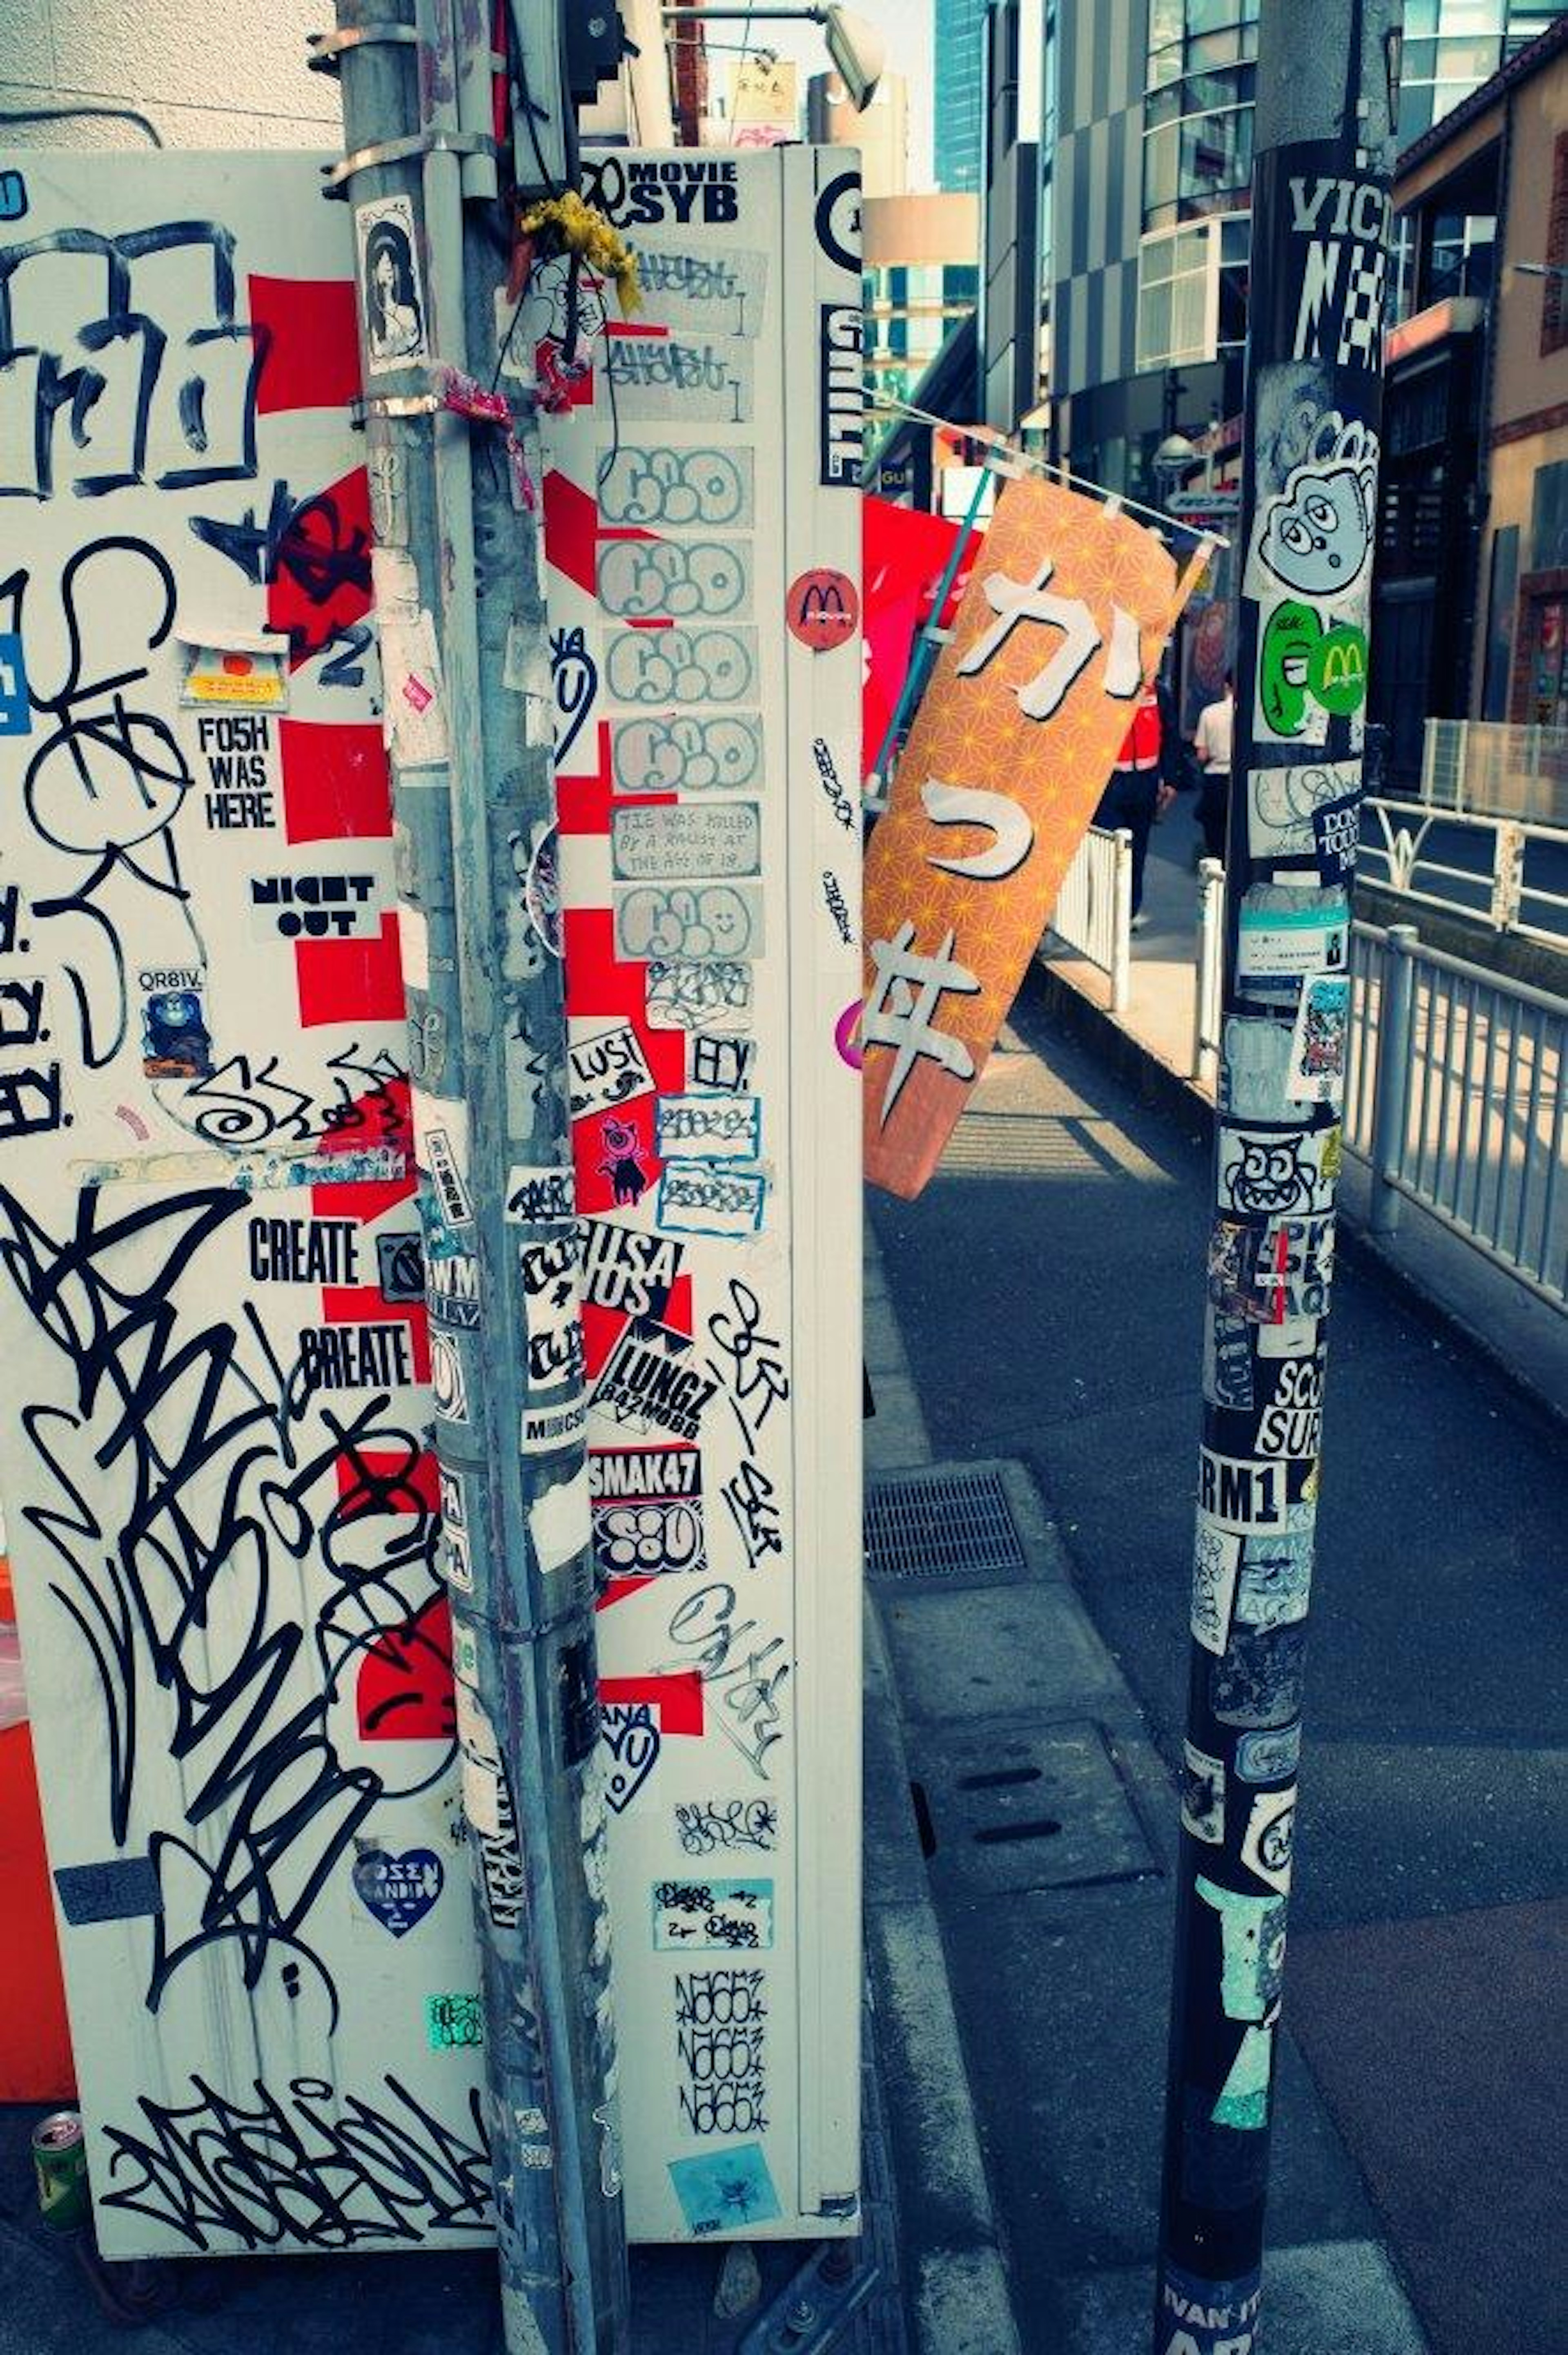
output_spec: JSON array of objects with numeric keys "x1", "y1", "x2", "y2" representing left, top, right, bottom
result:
[
  {"x1": 1147, "y1": 0, "x2": 1259, "y2": 91},
  {"x1": 1138, "y1": 223, "x2": 1212, "y2": 368},
  {"x1": 1481, "y1": 525, "x2": 1519, "y2": 721},
  {"x1": 1144, "y1": 73, "x2": 1255, "y2": 230},
  {"x1": 1544, "y1": 133, "x2": 1568, "y2": 358}
]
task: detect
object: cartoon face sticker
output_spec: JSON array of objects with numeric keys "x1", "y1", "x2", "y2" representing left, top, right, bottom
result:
[
  {"x1": 1259, "y1": 458, "x2": 1376, "y2": 599},
  {"x1": 1227, "y1": 1136, "x2": 1312, "y2": 1214}
]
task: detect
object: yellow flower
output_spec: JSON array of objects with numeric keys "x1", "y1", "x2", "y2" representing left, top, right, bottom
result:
[{"x1": 520, "y1": 194, "x2": 642, "y2": 316}]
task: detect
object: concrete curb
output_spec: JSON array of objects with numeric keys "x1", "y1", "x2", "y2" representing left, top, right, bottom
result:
[
  {"x1": 862, "y1": 1599, "x2": 1024, "y2": 2355},
  {"x1": 1029, "y1": 956, "x2": 1568, "y2": 1432},
  {"x1": 861, "y1": 1225, "x2": 1022, "y2": 2355}
]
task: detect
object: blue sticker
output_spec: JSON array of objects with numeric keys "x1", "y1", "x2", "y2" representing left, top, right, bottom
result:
[
  {"x1": 352, "y1": 1846, "x2": 444, "y2": 1936},
  {"x1": 1157, "y1": 2261, "x2": 1262, "y2": 2354},
  {"x1": 1234, "y1": 1723, "x2": 1302, "y2": 1783},
  {"x1": 667, "y1": 2141, "x2": 782, "y2": 2237},
  {"x1": 0, "y1": 631, "x2": 31, "y2": 736},
  {"x1": 55, "y1": 1855, "x2": 163, "y2": 1925},
  {"x1": 0, "y1": 171, "x2": 26, "y2": 223}
]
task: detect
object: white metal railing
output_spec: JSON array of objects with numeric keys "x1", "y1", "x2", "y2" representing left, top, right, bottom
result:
[
  {"x1": 1192, "y1": 883, "x2": 1567, "y2": 1307},
  {"x1": 1357, "y1": 795, "x2": 1568, "y2": 943},
  {"x1": 1419, "y1": 717, "x2": 1568, "y2": 826},
  {"x1": 1044, "y1": 825, "x2": 1133, "y2": 1012},
  {"x1": 1191, "y1": 856, "x2": 1225, "y2": 1091},
  {"x1": 1345, "y1": 922, "x2": 1566, "y2": 1307}
]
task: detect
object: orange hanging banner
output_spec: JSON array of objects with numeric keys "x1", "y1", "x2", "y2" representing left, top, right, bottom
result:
[{"x1": 862, "y1": 473, "x2": 1204, "y2": 1198}]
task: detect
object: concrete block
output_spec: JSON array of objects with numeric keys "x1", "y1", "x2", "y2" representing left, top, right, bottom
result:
[
  {"x1": 880, "y1": 1584, "x2": 1130, "y2": 1725},
  {"x1": 905, "y1": 1713, "x2": 1159, "y2": 1901}
]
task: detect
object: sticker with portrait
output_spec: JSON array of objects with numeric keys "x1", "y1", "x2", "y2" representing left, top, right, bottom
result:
[{"x1": 355, "y1": 194, "x2": 430, "y2": 377}]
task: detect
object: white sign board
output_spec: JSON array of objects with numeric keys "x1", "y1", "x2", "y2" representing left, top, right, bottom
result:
[
  {"x1": 0, "y1": 155, "x2": 489, "y2": 2258},
  {"x1": 533, "y1": 145, "x2": 865, "y2": 2241}
]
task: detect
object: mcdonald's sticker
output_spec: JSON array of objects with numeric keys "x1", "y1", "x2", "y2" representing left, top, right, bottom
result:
[{"x1": 787, "y1": 567, "x2": 859, "y2": 651}]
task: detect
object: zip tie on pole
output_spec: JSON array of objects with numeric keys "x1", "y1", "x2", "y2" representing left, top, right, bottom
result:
[
  {"x1": 321, "y1": 127, "x2": 498, "y2": 193},
  {"x1": 354, "y1": 368, "x2": 529, "y2": 423},
  {"x1": 354, "y1": 371, "x2": 538, "y2": 505},
  {"x1": 306, "y1": 23, "x2": 420, "y2": 74}
]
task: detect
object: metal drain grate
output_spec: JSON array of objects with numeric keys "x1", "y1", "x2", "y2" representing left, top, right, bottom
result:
[{"x1": 864, "y1": 1466, "x2": 1027, "y2": 1583}]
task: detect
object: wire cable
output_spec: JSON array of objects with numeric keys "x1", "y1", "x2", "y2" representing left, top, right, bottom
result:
[{"x1": 0, "y1": 102, "x2": 164, "y2": 146}]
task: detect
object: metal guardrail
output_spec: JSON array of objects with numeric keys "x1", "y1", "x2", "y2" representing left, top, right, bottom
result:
[
  {"x1": 1419, "y1": 717, "x2": 1568, "y2": 826},
  {"x1": 1346, "y1": 921, "x2": 1566, "y2": 1307},
  {"x1": 1044, "y1": 825, "x2": 1133, "y2": 1012},
  {"x1": 1193, "y1": 887, "x2": 1566, "y2": 1307},
  {"x1": 1357, "y1": 795, "x2": 1568, "y2": 943}
]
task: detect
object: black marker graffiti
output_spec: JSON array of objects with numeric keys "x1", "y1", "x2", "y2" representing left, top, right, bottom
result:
[
  {"x1": 98, "y1": 2072, "x2": 492, "y2": 2251},
  {"x1": 190, "y1": 477, "x2": 371, "y2": 663},
  {"x1": 0, "y1": 222, "x2": 261, "y2": 502},
  {"x1": 0, "y1": 535, "x2": 196, "y2": 1071},
  {"x1": 0, "y1": 1184, "x2": 447, "y2": 2023},
  {"x1": 706, "y1": 1280, "x2": 788, "y2": 1569},
  {"x1": 674, "y1": 1798, "x2": 779, "y2": 1856},
  {"x1": 662, "y1": 1582, "x2": 788, "y2": 1780},
  {"x1": 675, "y1": 1967, "x2": 767, "y2": 2138},
  {"x1": 177, "y1": 1041, "x2": 407, "y2": 1150}
]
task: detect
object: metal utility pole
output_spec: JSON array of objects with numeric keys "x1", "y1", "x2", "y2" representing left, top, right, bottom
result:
[
  {"x1": 1154, "y1": 4, "x2": 1402, "y2": 2349},
  {"x1": 319, "y1": 3, "x2": 630, "y2": 2348}
]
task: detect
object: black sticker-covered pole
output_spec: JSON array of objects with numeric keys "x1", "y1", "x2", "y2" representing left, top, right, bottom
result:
[{"x1": 1154, "y1": 4, "x2": 1403, "y2": 2350}]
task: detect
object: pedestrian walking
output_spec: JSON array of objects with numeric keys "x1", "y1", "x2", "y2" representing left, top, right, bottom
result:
[
  {"x1": 1094, "y1": 674, "x2": 1183, "y2": 930},
  {"x1": 1192, "y1": 673, "x2": 1235, "y2": 863}
]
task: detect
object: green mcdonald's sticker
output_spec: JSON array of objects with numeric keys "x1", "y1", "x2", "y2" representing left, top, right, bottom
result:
[{"x1": 1258, "y1": 601, "x2": 1368, "y2": 736}]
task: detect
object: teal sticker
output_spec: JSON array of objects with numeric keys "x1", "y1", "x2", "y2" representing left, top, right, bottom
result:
[
  {"x1": 425, "y1": 1991, "x2": 484, "y2": 2049},
  {"x1": 668, "y1": 2141, "x2": 782, "y2": 2236},
  {"x1": 1211, "y1": 2023, "x2": 1272, "y2": 2130},
  {"x1": 1194, "y1": 1876, "x2": 1287, "y2": 2020},
  {"x1": 652, "y1": 1876, "x2": 774, "y2": 1951}
]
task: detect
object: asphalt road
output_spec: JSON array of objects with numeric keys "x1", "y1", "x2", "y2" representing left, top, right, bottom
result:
[
  {"x1": 867, "y1": 977, "x2": 1568, "y2": 1936},
  {"x1": 1362, "y1": 807, "x2": 1568, "y2": 937},
  {"x1": 867, "y1": 974, "x2": 1568, "y2": 2355}
]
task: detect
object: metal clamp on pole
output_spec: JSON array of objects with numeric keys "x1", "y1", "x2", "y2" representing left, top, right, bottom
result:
[
  {"x1": 306, "y1": 23, "x2": 419, "y2": 74},
  {"x1": 321, "y1": 127, "x2": 498, "y2": 194}
]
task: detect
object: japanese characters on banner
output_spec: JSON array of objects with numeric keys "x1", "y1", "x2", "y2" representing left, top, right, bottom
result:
[
  {"x1": 0, "y1": 157, "x2": 489, "y2": 2258},
  {"x1": 528, "y1": 145, "x2": 864, "y2": 2243},
  {"x1": 862, "y1": 475, "x2": 1205, "y2": 1198}
]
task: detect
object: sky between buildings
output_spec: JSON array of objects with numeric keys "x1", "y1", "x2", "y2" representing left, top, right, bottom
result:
[{"x1": 707, "y1": 0, "x2": 939, "y2": 190}]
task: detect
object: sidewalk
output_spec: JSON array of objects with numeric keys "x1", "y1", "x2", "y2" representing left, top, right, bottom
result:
[
  {"x1": 865, "y1": 977, "x2": 1568, "y2": 2355},
  {"x1": 1038, "y1": 815, "x2": 1568, "y2": 1418}
]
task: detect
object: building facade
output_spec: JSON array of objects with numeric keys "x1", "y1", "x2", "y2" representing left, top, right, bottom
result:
[
  {"x1": 935, "y1": 0, "x2": 989, "y2": 190},
  {"x1": 807, "y1": 68, "x2": 910, "y2": 197},
  {"x1": 1372, "y1": 16, "x2": 1568, "y2": 777},
  {"x1": 862, "y1": 192, "x2": 982, "y2": 464},
  {"x1": 1001, "y1": 0, "x2": 1567, "y2": 502}
]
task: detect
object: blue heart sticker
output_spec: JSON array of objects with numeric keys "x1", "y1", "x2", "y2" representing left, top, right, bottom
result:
[{"x1": 353, "y1": 1846, "x2": 444, "y2": 1936}]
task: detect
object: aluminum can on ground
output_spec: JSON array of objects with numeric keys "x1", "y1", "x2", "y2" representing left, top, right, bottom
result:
[{"x1": 32, "y1": 2110, "x2": 89, "y2": 2231}]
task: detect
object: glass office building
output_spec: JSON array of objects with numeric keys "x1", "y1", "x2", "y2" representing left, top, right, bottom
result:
[
  {"x1": 1043, "y1": 0, "x2": 1565, "y2": 496},
  {"x1": 935, "y1": 0, "x2": 989, "y2": 190}
]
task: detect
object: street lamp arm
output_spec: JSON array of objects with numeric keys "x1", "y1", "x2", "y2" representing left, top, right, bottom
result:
[{"x1": 659, "y1": 3, "x2": 885, "y2": 106}]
